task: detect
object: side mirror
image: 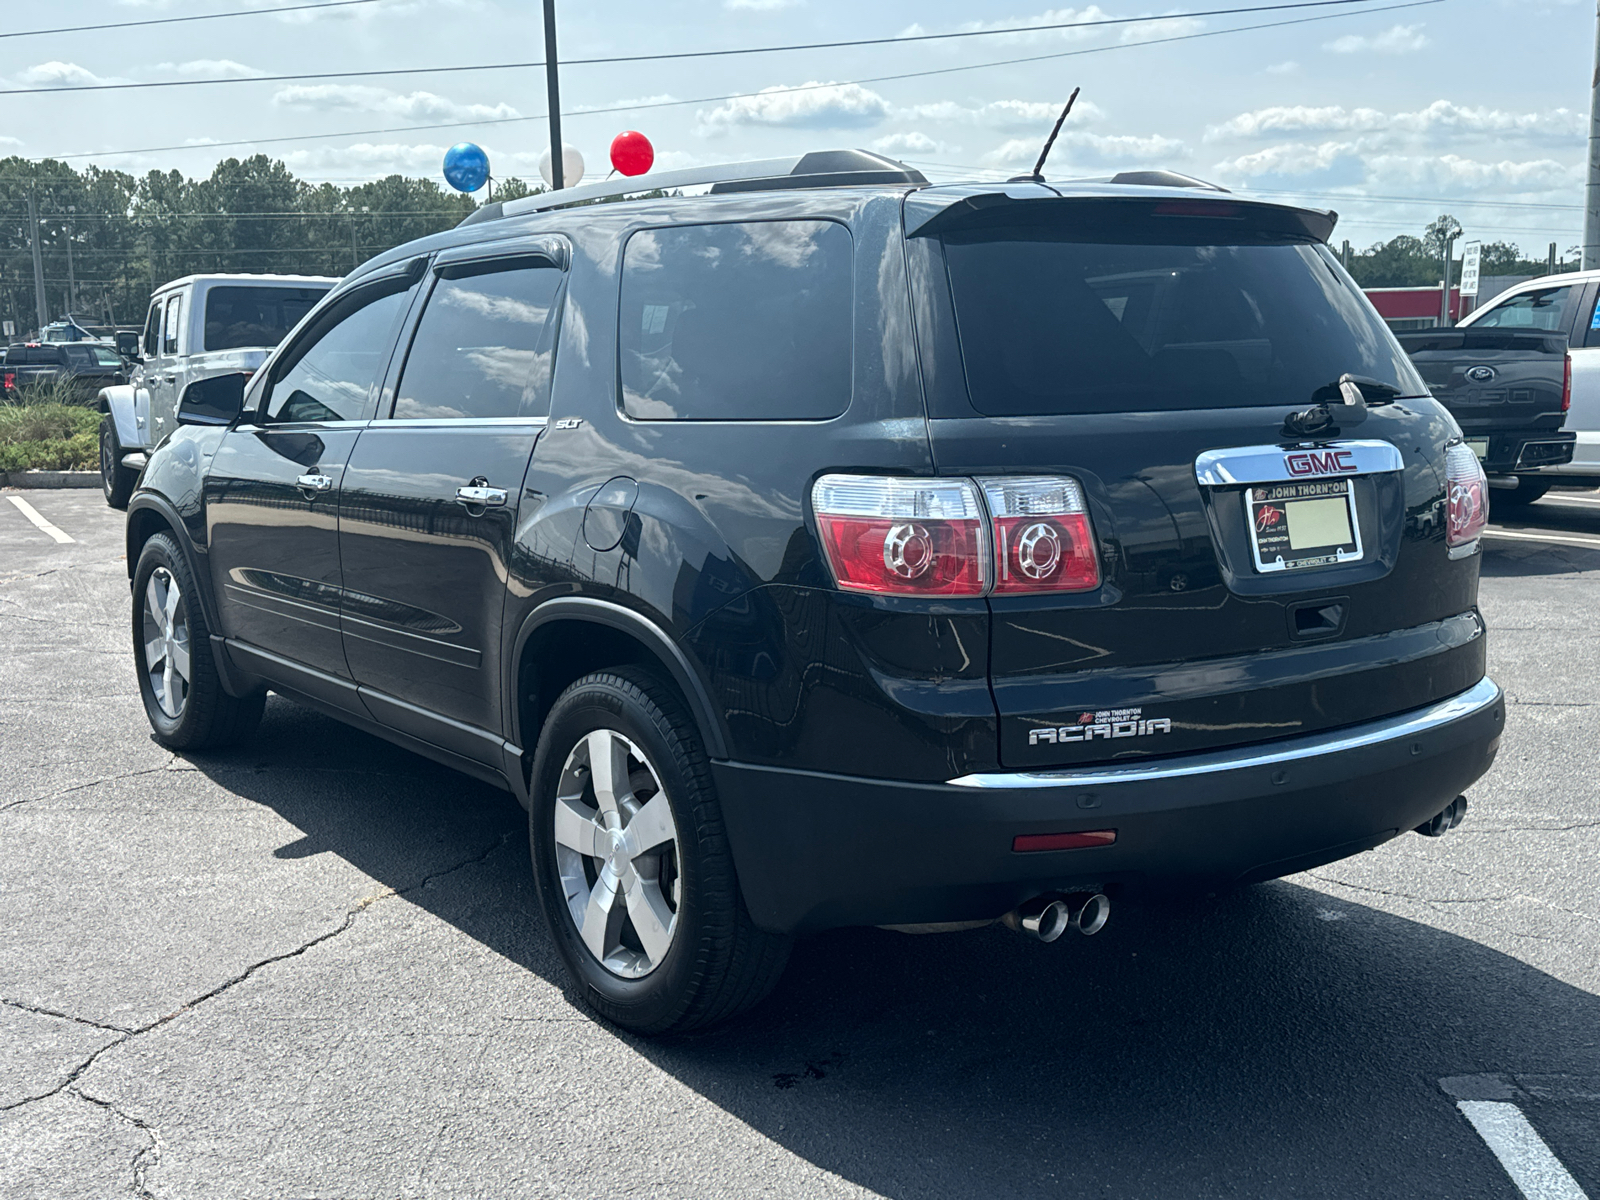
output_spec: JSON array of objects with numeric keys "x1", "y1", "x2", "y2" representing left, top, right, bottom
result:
[
  {"x1": 114, "y1": 331, "x2": 142, "y2": 362},
  {"x1": 177, "y1": 372, "x2": 249, "y2": 426}
]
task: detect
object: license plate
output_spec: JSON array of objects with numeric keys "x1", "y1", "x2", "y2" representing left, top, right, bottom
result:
[
  {"x1": 1247, "y1": 479, "x2": 1362, "y2": 573},
  {"x1": 1466, "y1": 438, "x2": 1489, "y2": 461}
]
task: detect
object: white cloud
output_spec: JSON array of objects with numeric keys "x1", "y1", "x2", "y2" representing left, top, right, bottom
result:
[
  {"x1": 695, "y1": 82, "x2": 891, "y2": 135},
  {"x1": 0, "y1": 135, "x2": 22, "y2": 147},
  {"x1": 1206, "y1": 101, "x2": 1585, "y2": 143},
  {"x1": 899, "y1": 98, "x2": 1105, "y2": 130},
  {"x1": 1212, "y1": 140, "x2": 1582, "y2": 196},
  {"x1": 152, "y1": 60, "x2": 263, "y2": 78},
  {"x1": 725, "y1": 0, "x2": 802, "y2": 8},
  {"x1": 16, "y1": 61, "x2": 112, "y2": 88},
  {"x1": 1120, "y1": 16, "x2": 1203, "y2": 42},
  {"x1": 871, "y1": 132, "x2": 961, "y2": 156},
  {"x1": 272, "y1": 84, "x2": 519, "y2": 123},
  {"x1": 983, "y1": 130, "x2": 1185, "y2": 168},
  {"x1": 1265, "y1": 61, "x2": 1299, "y2": 75},
  {"x1": 899, "y1": 7, "x2": 1131, "y2": 45},
  {"x1": 1324, "y1": 23, "x2": 1430, "y2": 54}
]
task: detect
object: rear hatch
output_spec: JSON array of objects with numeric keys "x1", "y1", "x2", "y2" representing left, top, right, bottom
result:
[{"x1": 904, "y1": 187, "x2": 1485, "y2": 769}]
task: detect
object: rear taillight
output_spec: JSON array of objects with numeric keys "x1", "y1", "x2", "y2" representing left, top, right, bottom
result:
[
  {"x1": 981, "y1": 476, "x2": 1100, "y2": 594},
  {"x1": 1562, "y1": 353, "x2": 1572, "y2": 413},
  {"x1": 813, "y1": 473, "x2": 1100, "y2": 597},
  {"x1": 1445, "y1": 442, "x2": 1489, "y2": 548},
  {"x1": 812, "y1": 475, "x2": 988, "y2": 596},
  {"x1": 2, "y1": 372, "x2": 12, "y2": 391}
]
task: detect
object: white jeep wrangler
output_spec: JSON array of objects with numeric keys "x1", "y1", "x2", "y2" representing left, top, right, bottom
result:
[{"x1": 98, "y1": 274, "x2": 338, "y2": 508}]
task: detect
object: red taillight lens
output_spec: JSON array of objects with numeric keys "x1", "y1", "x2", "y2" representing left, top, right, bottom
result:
[
  {"x1": 981, "y1": 477, "x2": 1100, "y2": 594},
  {"x1": 2, "y1": 372, "x2": 13, "y2": 391},
  {"x1": 1013, "y1": 830, "x2": 1117, "y2": 853},
  {"x1": 1562, "y1": 354, "x2": 1572, "y2": 413},
  {"x1": 1445, "y1": 442, "x2": 1489, "y2": 548},
  {"x1": 813, "y1": 475, "x2": 988, "y2": 596}
]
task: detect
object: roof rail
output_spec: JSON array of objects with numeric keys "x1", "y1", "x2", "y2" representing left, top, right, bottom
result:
[{"x1": 461, "y1": 149, "x2": 927, "y2": 226}]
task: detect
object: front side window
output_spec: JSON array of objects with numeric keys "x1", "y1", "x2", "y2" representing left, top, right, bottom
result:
[
  {"x1": 392, "y1": 262, "x2": 563, "y2": 420},
  {"x1": 1471, "y1": 286, "x2": 1573, "y2": 332},
  {"x1": 62, "y1": 344, "x2": 122, "y2": 368},
  {"x1": 264, "y1": 281, "x2": 413, "y2": 424},
  {"x1": 619, "y1": 220, "x2": 853, "y2": 420},
  {"x1": 162, "y1": 294, "x2": 183, "y2": 356},
  {"x1": 204, "y1": 285, "x2": 329, "y2": 352},
  {"x1": 143, "y1": 301, "x2": 162, "y2": 357}
]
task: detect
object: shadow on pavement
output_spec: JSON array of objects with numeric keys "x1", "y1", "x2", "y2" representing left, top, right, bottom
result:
[{"x1": 190, "y1": 697, "x2": 1600, "y2": 1200}]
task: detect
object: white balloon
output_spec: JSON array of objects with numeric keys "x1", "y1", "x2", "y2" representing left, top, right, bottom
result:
[{"x1": 538, "y1": 144, "x2": 585, "y2": 190}]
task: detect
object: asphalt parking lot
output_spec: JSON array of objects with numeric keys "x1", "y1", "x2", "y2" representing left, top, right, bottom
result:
[{"x1": 1, "y1": 487, "x2": 1597, "y2": 1200}]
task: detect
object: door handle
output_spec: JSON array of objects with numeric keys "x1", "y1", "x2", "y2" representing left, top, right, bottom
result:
[
  {"x1": 455, "y1": 484, "x2": 508, "y2": 508},
  {"x1": 161, "y1": 374, "x2": 177, "y2": 384},
  {"x1": 296, "y1": 472, "x2": 334, "y2": 493}
]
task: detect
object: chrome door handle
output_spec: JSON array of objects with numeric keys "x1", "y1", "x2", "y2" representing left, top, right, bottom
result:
[
  {"x1": 296, "y1": 473, "x2": 334, "y2": 493},
  {"x1": 455, "y1": 485, "x2": 508, "y2": 508},
  {"x1": 161, "y1": 374, "x2": 177, "y2": 383}
]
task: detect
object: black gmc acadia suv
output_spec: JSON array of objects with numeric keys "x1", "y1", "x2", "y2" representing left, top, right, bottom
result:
[{"x1": 125, "y1": 151, "x2": 1504, "y2": 1033}]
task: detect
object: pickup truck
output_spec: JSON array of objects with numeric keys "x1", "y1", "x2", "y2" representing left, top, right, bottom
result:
[
  {"x1": 4, "y1": 341, "x2": 129, "y2": 401},
  {"x1": 98, "y1": 273, "x2": 338, "y2": 508},
  {"x1": 1396, "y1": 327, "x2": 1575, "y2": 508}
]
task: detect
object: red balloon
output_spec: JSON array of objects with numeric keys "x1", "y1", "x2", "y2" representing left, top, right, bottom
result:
[{"x1": 610, "y1": 130, "x2": 655, "y2": 177}]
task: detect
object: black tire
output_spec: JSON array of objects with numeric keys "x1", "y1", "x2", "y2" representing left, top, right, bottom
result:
[
  {"x1": 132, "y1": 532, "x2": 264, "y2": 750},
  {"x1": 1491, "y1": 477, "x2": 1552, "y2": 510},
  {"x1": 529, "y1": 667, "x2": 791, "y2": 1034},
  {"x1": 99, "y1": 417, "x2": 137, "y2": 511}
]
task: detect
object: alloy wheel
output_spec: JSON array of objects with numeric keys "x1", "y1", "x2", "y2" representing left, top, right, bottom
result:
[
  {"x1": 554, "y1": 728, "x2": 682, "y2": 979},
  {"x1": 142, "y1": 567, "x2": 191, "y2": 718}
]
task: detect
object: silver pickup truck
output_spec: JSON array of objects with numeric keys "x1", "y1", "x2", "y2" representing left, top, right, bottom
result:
[{"x1": 98, "y1": 273, "x2": 337, "y2": 508}]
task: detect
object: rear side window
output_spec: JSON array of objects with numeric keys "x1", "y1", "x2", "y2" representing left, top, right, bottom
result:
[
  {"x1": 1472, "y1": 286, "x2": 1573, "y2": 333},
  {"x1": 162, "y1": 294, "x2": 183, "y2": 356},
  {"x1": 939, "y1": 207, "x2": 1424, "y2": 416},
  {"x1": 619, "y1": 220, "x2": 852, "y2": 420},
  {"x1": 392, "y1": 262, "x2": 563, "y2": 420},
  {"x1": 204, "y1": 286, "x2": 328, "y2": 352}
]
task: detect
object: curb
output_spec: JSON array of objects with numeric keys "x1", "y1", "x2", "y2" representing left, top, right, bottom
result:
[{"x1": 1, "y1": 470, "x2": 101, "y2": 489}]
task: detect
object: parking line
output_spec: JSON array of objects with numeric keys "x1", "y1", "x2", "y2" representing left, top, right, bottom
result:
[
  {"x1": 1483, "y1": 528, "x2": 1600, "y2": 550},
  {"x1": 5, "y1": 495, "x2": 75, "y2": 544},
  {"x1": 1457, "y1": 1101, "x2": 1590, "y2": 1200}
]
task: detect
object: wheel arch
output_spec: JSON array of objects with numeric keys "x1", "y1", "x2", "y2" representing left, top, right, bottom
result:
[
  {"x1": 510, "y1": 598, "x2": 730, "y2": 782},
  {"x1": 126, "y1": 496, "x2": 222, "y2": 633},
  {"x1": 98, "y1": 384, "x2": 143, "y2": 448}
]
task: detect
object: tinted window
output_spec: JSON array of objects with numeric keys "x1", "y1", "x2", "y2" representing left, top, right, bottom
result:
[
  {"x1": 940, "y1": 213, "x2": 1424, "y2": 416},
  {"x1": 143, "y1": 302, "x2": 162, "y2": 357},
  {"x1": 1472, "y1": 286, "x2": 1573, "y2": 332},
  {"x1": 619, "y1": 220, "x2": 852, "y2": 420},
  {"x1": 162, "y1": 294, "x2": 183, "y2": 355},
  {"x1": 265, "y1": 282, "x2": 413, "y2": 423},
  {"x1": 392, "y1": 263, "x2": 562, "y2": 420},
  {"x1": 62, "y1": 344, "x2": 122, "y2": 368},
  {"x1": 204, "y1": 285, "x2": 329, "y2": 352}
]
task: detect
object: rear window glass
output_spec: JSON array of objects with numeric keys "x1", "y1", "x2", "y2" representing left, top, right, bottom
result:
[
  {"x1": 940, "y1": 210, "x2": 1424, "y2": 416},
  {"x1": 1470, "y1": 286, "x2": 1573, "y2": 333},
  {"x1": 619, "y1": 220, "x2": 852, "y2": 420},
  {"x1": 204, "y1": 285, "x2": 329, "y2": 352}
]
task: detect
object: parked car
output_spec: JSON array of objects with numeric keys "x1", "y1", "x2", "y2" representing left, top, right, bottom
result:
[
  {"x1": 1395, "y1": 327, "x2": 1574, "y2": 508},
  {"x1": 123, "y1": 151, "x2": 1504, "y2": 1033},
  {"x1": 2, "y1": 340, "x2": 128, "y2": 401},
  {"x1": 1455, "y1": 271, "x2": 1600, "y2": 492},
  {"x1": 96, "y1": 273, "x2": 338, "y2": 508}
]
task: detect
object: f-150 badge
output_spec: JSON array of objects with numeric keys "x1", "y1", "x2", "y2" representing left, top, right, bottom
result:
[{"x1": 1029, "y1": 707, "x2": 1173, "y2": 745}]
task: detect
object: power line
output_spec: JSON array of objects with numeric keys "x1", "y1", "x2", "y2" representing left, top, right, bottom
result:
[
  {"x1": 0, "y1": 0, "x2": 383, "y2": 41},
  {"x1": 33, "y1": 0, "x2": 1444, "y2": 162},
  {"x1": 0, "y1": 0, "x2": 1405, "y2": 97}
]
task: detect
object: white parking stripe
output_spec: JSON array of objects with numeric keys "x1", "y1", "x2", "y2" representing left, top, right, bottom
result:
[
  {"x1": 1483, "y1": 528, "x2": 1600, "y2": 550},
  {"x1": 5, "y1": 495, "x2": 75, "y2": 544},
  {"x1": 1457, "y1": 1101, "x2": 1590, "y2": 1200}
]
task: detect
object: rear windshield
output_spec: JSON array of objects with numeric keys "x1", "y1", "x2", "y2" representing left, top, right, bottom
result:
[
  {"x1": 204, "y1": 285, "x2": 329, "y2": 352},
  {"x1": 940, "y1": 209, "x2": 1424, "y2": 416}
]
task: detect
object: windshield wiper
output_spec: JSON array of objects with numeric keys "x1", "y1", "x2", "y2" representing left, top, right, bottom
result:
[{"x1": 1283, "y1": 373, "x2": 1401, "y2": 437}]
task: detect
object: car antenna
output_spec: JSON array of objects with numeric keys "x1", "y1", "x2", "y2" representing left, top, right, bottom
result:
[{"x1": 1009, "y1": 87, "x2": 1081, "y2": 184}]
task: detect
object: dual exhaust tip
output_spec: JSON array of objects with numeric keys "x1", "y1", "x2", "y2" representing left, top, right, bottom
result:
[
  {"x1": 1002, "y1": 893, "x2": 1110, "y2": 942},
  {"x1": 1415, "y1": 794, "x2": 1468, "y2": 838}
]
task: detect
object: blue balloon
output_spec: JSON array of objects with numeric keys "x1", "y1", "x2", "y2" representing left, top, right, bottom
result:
[{"x1": 443, "y1": 143, "x2": 490, "y2": 193}]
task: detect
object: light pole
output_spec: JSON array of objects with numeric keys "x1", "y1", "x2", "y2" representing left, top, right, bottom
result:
[
  {"x1": 1585, "y1": 0, "x2": 1600, "y2": 268},
  {"x1": 543, "y1": 0, "x2": 564, "y2": 190},
  {"x1": 1439, "y1": 221, "x2": 1462, "y2": 328},
  {"x1": 65, "y1": 206, "x2": 77, "y2": 315}
]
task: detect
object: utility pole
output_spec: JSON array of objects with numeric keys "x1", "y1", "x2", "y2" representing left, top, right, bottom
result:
[
  {"x1": 349, "y1": 215, "x2": 359, "y2": 270},
  {"x1": 1585, "y1": 0, "x2": 1600, "y2": 268},
  {"x1": 543, "y1": 0, "x2": 564, "y2": 190},
  {"x1": 26, "y1": 189, "x2": 48, "y2": 335},
  {"x1": 1439, "y1": 224, "x2": 1461, "y2": 328},
  {"x1": 65, "y1": 206, "x2": 77, "y2": 315}
]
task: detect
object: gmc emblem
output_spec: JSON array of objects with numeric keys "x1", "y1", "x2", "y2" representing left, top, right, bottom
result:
[{"x1": 1285, "y1": 449, "x2": 1357, "y2": 477}]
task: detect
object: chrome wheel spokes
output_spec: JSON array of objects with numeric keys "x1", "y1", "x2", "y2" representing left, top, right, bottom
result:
[
  {"x1": 142, "y1": 567, "x2": 191, "y2": 718},
  {"x1": 554, "y1": 728, "x2": 682, "y2": 978}
]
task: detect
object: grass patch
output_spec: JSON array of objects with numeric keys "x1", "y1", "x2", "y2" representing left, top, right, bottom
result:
[{"x1": 0, "y1": 402, "x2": 102, "y2": 472}]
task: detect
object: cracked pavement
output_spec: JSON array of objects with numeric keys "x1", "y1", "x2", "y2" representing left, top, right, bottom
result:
[{"x1": 2, "y1": 487, "x2": 1598, "y2": 1200}]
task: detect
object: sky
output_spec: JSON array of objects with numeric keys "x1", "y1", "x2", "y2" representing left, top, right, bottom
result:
[{"x1": 0, "y1": 0, "x2": 1591, "y2": 256}]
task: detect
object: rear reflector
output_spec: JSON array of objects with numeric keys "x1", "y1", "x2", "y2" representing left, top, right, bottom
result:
[
  {"x1": 812, "y1": 474, "x2": 988, "y2": 596},
  {"x1": 1562, "y1": 353, "x2": 1572, "y2": 413},
  {"x1": 980, "y1": 476, "x2": 1100, "y2": 594},
  {"x1": 1013, "y1": 830, "x2": 1117, "y2": 853},
  {"x1": 1444, "y1": 442, "x2": 1489, "y2": 548}
]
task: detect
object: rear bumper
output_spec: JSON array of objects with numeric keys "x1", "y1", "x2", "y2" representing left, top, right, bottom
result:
[
  {"x1": 1470, "y1": 430, "x2": 1576, "y2": 474},
  {"x1": 714, "y1": 678, "x2": 1504, "y2": 933}
]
